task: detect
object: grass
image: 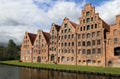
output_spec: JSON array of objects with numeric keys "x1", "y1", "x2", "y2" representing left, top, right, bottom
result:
[{"x1": 0, "y1": 60, "x2": 120, "y2": 75}]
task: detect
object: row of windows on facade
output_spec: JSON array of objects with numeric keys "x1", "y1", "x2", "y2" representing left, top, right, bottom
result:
[
  {"x1": 80, "y1": 23, "x2": 98, "y2": 31},
  {"x1": 60, "y1": 34, "x2": 74, "y2": 40},
  {"x1": 59, "y1": 39, "x2": 101, "y2": 47},
  {"x1": 59, "y1": 49, "x2": 74, "y2": 54},
  {"x1": 33, "y1": 56, "x2": 46, "y2": 60},
  {"x1": 78, "y1": 48, "x2": 101, "y2": 55},
  {"x1": 58, "y1": 48, "x2": 101, "y2": 55},
  {"x1": 59, "y1": 31, "x2": 101, "y2": 40},
  {"x1": 33, "y1": 49, "x2": 46, "y2": 54},
  {"x1": 78, "y1": 60, "x2": 101, "y2": 64},
  {"x1": 78, "y1": 40, "x2": 101, "y2": 46},
  {"x1": 61, "y1": 56, "x2": 74, "y2": 62},
  {"x1": 78, "y1": 31, "x2": 101, "y2": 39},
  {"x1": 80, "y1": 17, "x2": 96, "y2": 24}
]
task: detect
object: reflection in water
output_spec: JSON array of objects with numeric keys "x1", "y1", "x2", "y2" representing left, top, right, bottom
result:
[{"x1": 0, "y1": 64, "x2": 119, "y2": 79}]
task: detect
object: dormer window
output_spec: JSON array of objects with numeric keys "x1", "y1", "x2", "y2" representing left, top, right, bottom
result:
[
  {"x1": 86, "y1": 11, "x2": 90, "y2": 16},
  {"x1": 64, "y1": 23, "x2": 67, "y2": 28}
]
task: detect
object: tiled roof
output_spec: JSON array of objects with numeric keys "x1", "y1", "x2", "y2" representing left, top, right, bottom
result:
[
  {"x1": 54, "y1": 24, "x2": 61, "y2": 31},
  {"x1": 28, "y1": 33, "x2": 37, "y2": 45},
  {"x1": 43, "y1": 32, "x2": 50, "y2": 44},
  {"x1": 69, "y1": 21, "x2": 78, "y2": 28}
]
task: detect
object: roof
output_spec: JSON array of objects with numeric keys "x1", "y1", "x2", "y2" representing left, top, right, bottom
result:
[
  {"x1": 101, "y1": 20, "x2": 110, "y2": 32},
  {"x1": 69, "y1": 21, "x2": 78, "y2": 28},
  {"x1": 54, "y1": 24, "x2": 61, "y2": 31},
  {"x1": 28, "y1": 33, "x2": 37, "y2": 45},
  {"x1": 43, "y1": 32, "x2": 50, "y2": 44}
]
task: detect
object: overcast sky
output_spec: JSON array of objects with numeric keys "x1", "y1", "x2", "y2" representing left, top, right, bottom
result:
[{"x1": 0, "y1": 0, "x2": 120, "y2": 45}]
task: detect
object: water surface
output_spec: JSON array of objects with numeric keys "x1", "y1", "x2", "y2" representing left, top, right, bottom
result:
[{"x1": 0, "y1": 64, "x2": 119, "y2": 79}]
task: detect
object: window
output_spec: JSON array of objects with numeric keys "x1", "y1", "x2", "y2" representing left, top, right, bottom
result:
[
  {"x1": 82, "y1": 34, "x2": 85, "y2": 38},
  {"x1": 87, "y1": 49, "x2": 91, "y2": 55},
  {"x1": 52, "y1": 30, "x2": 54, "y2": 34},
  {"x1": 64, "y1": 29, "x2": 67, "y2": 33},
  {"x1": 82, "y1": 41, "x2": 85, "y2": 46},
  {"x1": 84, "y1": 26, "x2": 85, "y2": 30},
  {"x1": 61, "y1": 30, "x2": 63, "y2": 33},
  {"x1": 92, "y1": 32, "x2": 95, "y2": 37},
  {"x1": 83, "y1": 19, "x2": 85, "y2": 23},
  {"x1": 98, "y1": 48, "x2": 101, "y2": 54},
  {"x1": 64, "y1": 42, "x2": 67, "y2": 46},
  {"x1": 91, "y1": 17, "x2": 93, "y2": 21},
  {"x1": 65, "y1": 49, "x2": 67, "y2": 53},
  {"x1": 86, "y1": 11, "x2": 90, "y2": 16},
  {"x1": 78, "y1": 42, "x2": 81, "y2": 46},
  {"x1": 80, "y1": 27, "x2": 82, "y2": 31},
  {"x1": 114, "y1": 47, "x2": 120, "y2": 56},
  {"x1": 68, "y1": 49, "x2": 70, "y2": 53},
  {"x1": 64, "y1": 35, "x2": 67, "y2": 39},
  {"x1": 78, "y1": 34, "x2": 81, "y2": 39},
  {"x1": 87, "y1": 18, "x2": 90, "y2": 23},
  {"x1": 95, "y1": 24, "x2": 97, "y2": 28},
  {"x1": 71, "y1": 57, "x2": 74, "y2": 61},
  {"x1": 82, "y1": 49, "x2": 85, "y2": 54},
  {"x1": 97, "y1": 39, "x2": 101, "y2": 45},
  {"x1": 72, "y1": 49, "x2": 74, "y2": 54},
  {"x1": 92, "y1": 40, "x2": 95, "y2": 46},
  {"x1": 78, "y1": 49, "x2": 81, "y2": 54},
  {"x1": 68, "y1": 35, "x2": 70, "y2": 39},
  {"x1": 87, "y1": 25, "x2": 90, "y2": 30},
  {"x1": 61, "y1": 36, "x2": 63, "y2": 39},
  {"x1": 97, "y1": 31, "x2": 101, "y2": 37},
  {"x1": 64, "y1": 23, "x2": 67, "y2": 28},
  {"x1": 67, "y1": 57, "x2": 70, "y2": 62},
  {"x1": 87, "y1": 41, "x2": 91, "y2": 46},
  {"x1": 68, "y1": 42, "x2": 70, "y2": 46},
  {"x1": 72, "y1": 34, "x2": 74, "y2": 38},
  {"x1": 92, "y1": 49, "x2": 96, "y2": 54},
  {"x1": 114, "y1": 38, "x2": 118, "y2": 44},
  {"x1": 61, "y1": 43, "x2": 63, "y2": 46},
  {"x1": 61, "y1": 56, "x2": 65, "y2": 62},
  {"x1": 91, "y1": 24, "x2": 93, "y2": 29},
  {"x1": 87, "y1": 33, "x2": 90, "y2": 38},
  {"x1": 68, "y1": 29, "x2": 70, "y2": 32},
  {"x1": 72, "y1": 42, "x2": 74, "y2": 46}
]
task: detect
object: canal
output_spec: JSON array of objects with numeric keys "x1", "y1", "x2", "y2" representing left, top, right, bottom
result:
[{"x1": 0, "y1": 64, "x2": 119, "y2": 79}]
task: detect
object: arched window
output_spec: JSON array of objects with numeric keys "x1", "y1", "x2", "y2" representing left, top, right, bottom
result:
[
  {"x1": 87, "y1": 25, "x2": 90, "y2": 30},
  {"x1": 97, "y1": 31, "x2": 101, "y2": 37},
  {"x1": 87, "y1": 49, "x2": 91, "y2": 55},
  {"x1": 87, "y1": 41, "x2": 91, "y2": 46},
  {"x1": 82, "y1": 41, "x2": 85, "y2": 46},
  {"x1": 92, "y1": 32, "x2": 95, "y2": 37},
  {"x1": 82, "y1": 34, "x2": 85, "y2": 38},
  {"x1": 87, "y1": 33, "x2": 90, "y2": 38}
]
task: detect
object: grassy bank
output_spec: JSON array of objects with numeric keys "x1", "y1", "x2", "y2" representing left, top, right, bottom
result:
[{"x1": 0, "y1": 60, "x2": 120, "y2": 75}]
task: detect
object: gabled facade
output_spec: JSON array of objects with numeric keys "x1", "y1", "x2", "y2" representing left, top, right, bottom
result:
[
  {"x1": 106, "y1": 15, "x2": 120, "y2": 67},
  {"x1": 33, "y1": 30, "x2": 50, "y2": 63},
  {"x1": 49, "y1": 23, "x2": 60, "y2": 63},
  {"x1": 20, "y1": 32, "x2": 37, "y2": 62},
  {"x1": 20, "y1": 3, "x2": 120, "y2": 67},
  {"x1": 58, "y1": 17, "x2": 78, "y2": 65},
  {"x1": 76, "y1": 4, "x2": 109, "y2": 66}
]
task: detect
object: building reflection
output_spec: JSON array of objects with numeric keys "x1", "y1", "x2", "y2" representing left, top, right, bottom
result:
[{"x1": 19, "y1": 67, "x2": 119, "y2": 79}]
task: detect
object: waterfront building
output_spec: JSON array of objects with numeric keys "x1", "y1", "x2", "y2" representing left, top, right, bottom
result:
[{"x1": 20, "y1": 4, "x2": 120, "y2": 67}]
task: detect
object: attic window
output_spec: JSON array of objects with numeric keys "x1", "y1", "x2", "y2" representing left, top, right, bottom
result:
[
  {"x1": 86, "y1": 11, "x2": 90, "y2": 16},
  {"x1": 64, "y1": 23, "x2": 67, "y2": 28}
]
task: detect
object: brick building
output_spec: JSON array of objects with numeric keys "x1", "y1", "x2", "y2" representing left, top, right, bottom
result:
[{"x1": 20, "y1": 4, "x2": 120, "y2": 67}]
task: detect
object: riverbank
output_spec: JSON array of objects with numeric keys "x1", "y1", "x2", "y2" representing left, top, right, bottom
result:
[{"x1": 0, "y1": 60, "x2": 120, "y2": 76}]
